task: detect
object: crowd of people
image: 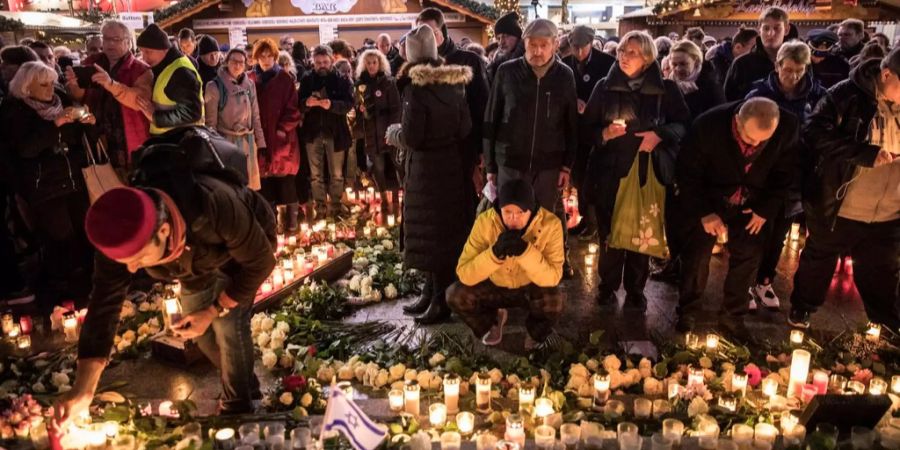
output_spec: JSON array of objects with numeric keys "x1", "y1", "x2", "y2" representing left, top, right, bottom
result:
[{"x1": 0, "y1": 7, "x2": 898, "y2": 392}]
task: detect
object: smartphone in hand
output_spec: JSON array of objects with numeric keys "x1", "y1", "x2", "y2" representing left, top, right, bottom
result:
[{"x1": 72, "y1": 66, "x2": 98, "y2": 89}]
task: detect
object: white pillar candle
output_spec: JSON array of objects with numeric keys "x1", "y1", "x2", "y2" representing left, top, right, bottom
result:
[
  {"x1": 475, "y1": 373, "x2": 492, "y2": 414},
  {"x1": 430, "y1": 403, "x2": 447, "y2": 428},
  {"x1": 404, "y1": 381, "x2": 420, "y2": 416},
  {"x1": 389, "y1": 389, "x2": 404, "y2": 412},
  {"x1": 443, "y1": 374, "x2": 460, "y2": 414},
  {"x1": 593, "y1": 374, "x2": 610, "y2": 408},
  {"x1": 518, "y1": 382, "x2": 535, "y2": 412},
  {"x1": 788, "y1": 349, "x2": 811, "y2": 398},
  {"x1": 456, "y1": 412, "x2": 474, "y2": 436},
  {"x1": 732, "y1": 373, "x2": 748, "y2": 396}
]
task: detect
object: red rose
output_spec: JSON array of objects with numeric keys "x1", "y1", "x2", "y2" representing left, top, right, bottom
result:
[
  {"x1": 308, "y1": 346, "x2": 317, "y2": 358},
  {"x1": 283, "y1": 375, "x2": 307, "y2": 392}
]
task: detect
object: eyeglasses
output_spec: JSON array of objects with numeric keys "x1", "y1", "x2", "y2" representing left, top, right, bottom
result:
[{"x1": 102, "y1": 35, "x2": 128, "y2": 44}]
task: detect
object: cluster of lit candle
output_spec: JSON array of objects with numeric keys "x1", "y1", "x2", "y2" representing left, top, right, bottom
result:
[
  {"x1": 345, "y1": 187, "x2": 403, "y2": 212},
  {"x1": 211, "y1": 423, "x2": 311, "y2": 450},
  {"x1": 1, "y1": 311, "x2": 33, "y2": 351},
  {"x1": 259, "y1": 241, "x2": 339, "y2": 297},
  {"x1": 584, "y1": 243, "x2": 599, "y2": 272}
]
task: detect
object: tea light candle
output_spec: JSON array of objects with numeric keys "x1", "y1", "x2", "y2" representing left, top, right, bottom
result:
[
  {"x1": 215, "y1": 428, "x2": 237, "y2": 450},
  {"x1": 869, "y1": 377, "x2": 887, "y2": 395},
  {"x1": 518, "y1": 382, "x2": 535, "y2": 412},
  {"x1": 0, "y1": 312, "x2": 14, "y2": 335},
  {"x1": 404, "y1": 380, "x2": 421, "y2": 416},
  {"x1": 705, "y1": 333, "x2": 719, "y2": 351},
  {"x1": 790, "y1": 329, "x2": 804, "y2": 345},
  {"x1": 387, "y1": 215, "x2": 396, "y2": 227},
  {"x1": 891, "y1": 375, "x2": 900, "y2": 394},
  {"x1": 430, "y1": 403, "x2": 448, "y2": 428},
  {"x1": 634, "y1": 398, "x2": 652, "y2": 418},
  {"x1": 504, "y1": 414, "x2": 525, "y2": 448},
  {"x1": 17, "y1": 335, "x2": 31, "y2": 350},
  {"x1": 762, "y1": 378, "x2": 778, "y2": 398},
  {"x1": 456, "y1": 412, "x2": 474, "y2": 436},
  {"x1": 688, "y1": 367, "x2": 705, "y2": 388},
  {"x1": 717, "y1": 395, "x2": 737, "y2": 412},
  {"x1": 441, "y1": 432, "x2": 461, "y2": 450},
  {"x1": 7, "y1": 323, "x2": 19, "y2": 338},
  {"x1": 866, "y1": 322, "x2": 881, "y2": 342},
  {"x1": 812, "y1": 371, "x2": 828, "y2": 395},
  {"x1": 389, "y1": 389, "x2": 404, "y2": 412},
  {"x1": 588, "y1": 243, "x2": 599, "y2": 254},
  {"x1": 443, "y1": 374, "x2": 460, "y2": 414},
  {"x1": 534, "y1": 425, "x2": 556, "y2": 450},
  {"x1": 732, "y1": 373, "x2": 748, "y2": 396},
  {"x1": 284, "y1": 268, "x2": 295, "y2": 283},
  {"x1": 475, "y1": 373, "x2": 492, "y2": 414},
  {"x1": 788, "y1": 349, "x2": 811, "y2": 398},
  {"x1": 780, "y1": 413, "x2": 798, "y2": 434},
  {"x1": 593, "y1": 374, "x2": 610, "y2": 408},
  {"x1": 847, "y1": 380, "x2": 866, "y2": 395},
  {"x1": 534, "y1": 397, "x2": 554, "y2": 421},
  {"x1": 63, "y1": 311, "x2": 78, "y2": 342},
  {"x1": 829, "y1": 374, "x2": 848, "y2": 393},
  {"x1": 753, "y1": 423, "x2": 777, "y2": 445},
  {"x1": 19, "y1": 316, "x2": 32, "y2": 335},
  {"x1": 685, "y1": 332, "x2": 700, "y2": 349},
  {"x1": 800, "y1": 384, "x2": 818, "y2": 403}
]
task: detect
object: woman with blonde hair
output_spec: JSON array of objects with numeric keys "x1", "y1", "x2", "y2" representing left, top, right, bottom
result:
[
  {"x1": 354, "y1": 49, "x2": 401, "y2": 194},
  {"x1": 664, "y1": 40, "x2": 725, "y2": 119}
]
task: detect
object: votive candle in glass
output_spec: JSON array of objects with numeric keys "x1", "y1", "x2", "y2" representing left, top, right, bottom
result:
[
  {"x1": 17, "y1": 335, "x2": 31, "y2": 351},
  {"x1": 781, "y1": 413, "x2": 799, "y2": 434},
  {"x1": 869, "y1": 377, "x2": 887, "y2": 395},
  {"x1": 504, "y1": 414, "x2": 525, "y2": 448},
  {"x1": 753, "y1": 423, "x2": 777, "y2": 446},
  {"x1": 866, "y1": 322, "x2": 881, "y2": 342},
  {"x1": 800, "y1": 384, "x2": 818, "y2": 403},
  {"x1": 389, "y1": 389, "x2": 404, "y2": 412},
  {"x1": 652, "y1": 399, "x2": 670, "y2": 418},
  {"x1": 847, "y1": 380, "x2": 866, "y2": 395},
  {"x1": 534, "y1": 425, "x2": 556, "y2": 450},
  {"x1": 829, "y1": 374, "x2": 848, "y2": 393},
  {"x1": 592, "y1": 374, "x2": 610, "y2": 408},
  {"x1": 732, "y1": 373, "x2": 748, "y2": 396},
  {"x1": 534, "y1": 397, "x2": 554, "y2": 421},
  {"x1": 475, "y1": 372, "x2": 492, "y2": 414},
  {"x1": 443, "y1": 374, "x2": 460, "y2": 414},
  {"x1": 518, "y1": 382, "x2": 535, "y2": 412},
  {"x1": 441, "y1": 432, "x2": 461, "y2": 450},
  {"x1": 430, "y1": 403, "x2": 447, "y2": 428},
  {"x1": 718, "y1": 395, "x2": 737, "y2": 412},
  {"x1": 215, "y1": 428, "x2": 237, "y2": 450},
  {"x1": 634, "y1": 398, "x2": 652, "y2": 418},
  {"x1": 456, "y1": 412, "x2": 474, "y2": 436},
  {"x1": 63, "y1": 311, "x2": 78, "y2": 342},
  {"x1": 404, "y1": 380, "x2": 421, "y2": 416},
  {"x1": 731, "y1": 424, "x2": 753, "y2": 450},
  {"x1": 762, "y1": 378, "x2": 778, "y2": 398},
  {"x1": 685, "y1": 332, "x2": 700, "y2": 349},
  {"x1": 661, "y1": 419, "x2": 684, "y2": 446},
  {"x1": 790, "y1": 329, "x2": 804, "y2": 345},
  {"x1": 892, "y1": 375, "x2": 900, "y2": 394},
  {"x1": 706, "y1": 333, "x2": 720, "y2": 351}
]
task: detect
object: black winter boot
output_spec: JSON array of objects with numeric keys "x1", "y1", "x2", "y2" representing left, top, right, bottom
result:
[{"x1": 403, "y1": 274, "x2": 433, "y2": 315}]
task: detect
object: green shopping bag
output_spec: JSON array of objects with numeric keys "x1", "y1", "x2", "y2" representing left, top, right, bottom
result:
[{"x1": 608, "y1": 154, "x2": 669, "y2": 258}]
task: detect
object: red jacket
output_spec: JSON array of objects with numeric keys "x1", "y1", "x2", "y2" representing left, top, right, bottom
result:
[
  {"x1": 82, "y1": 52, "x2": 151, "y2": 159},
  {"x1": 248, "y1": 66, "x2": 302, "y2": 177}
]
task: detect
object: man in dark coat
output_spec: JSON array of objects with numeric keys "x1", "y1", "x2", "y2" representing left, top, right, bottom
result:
[
  {"x1": 299, "y1": 45, "x2": 354, "y2": 219},
  {"x1": 807, "y1": 29, "x2": 850, "y2": 89},
  {"x1": 789, "y1": 51, "x2": 900, "y2": 331},
  {"x1": 563, "y1": 25, "x2": 615, "y2": 240},
  {"x1": 709, "y1": 28, "x2": 758, "y2": 87},
  {"x1": 376, "y1": 33, "x2": 405, "y2": 77},
  {"x1": 416, "y1": 8, "x2": 490, "y2": 197},
  {"x1": 197, "y1": 34, "x2": 221, "y2": 86},
  {"x1": 833, "y1": 18, "x2": 866, "y2": 62},
  {"x1": 484, "y1": 19, "x2": 579, "y2": 280},
  {"x1": 675, "y1": 98, "x2": 799, "y2": 339},
  {"x1": 724, "y1": 7, "x2": 790, "y2": 101},
  {"x1": 53, "y1": 142, "x2": 276, "y2": 422},
  {"x1": 487, "y1": 12, "x2": 525, "y2": 84}
]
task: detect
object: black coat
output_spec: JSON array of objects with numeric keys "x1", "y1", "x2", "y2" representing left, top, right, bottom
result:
[
  {"x1": 708, "y1": 42, "x2": 735, "y2": 87},
  {"x1": 483, "y1": 57, "x2": 579, "y2": 174},
  {"x1": 562, "y1": 48, "x2": 616, "y2": 102},
  {"x1": 811, "y1": 54, "x2": 850, "y2": 89},
  {"x1": 298, "y1": 69, "x2": 355, "y2": 151},
  {"x1": 682, "y1": 63, "x2": 727, "y2": 120},
  {"x1": 802, "y1": 58, "x2": 884, "y2": 229},
  {"x1": 400, "y1": 63, "x2": 473, "y2": 273},
  {"x1": 0, "y1": 94, "x2": 90, "y2": 205},
  {"x1": 582, "y1": 62, "x2": 690, "y2": 223},
  {"x1": 354, "y1": 71, "x2": 401, "y2": 156},
  {"x1": 79, "y1": 175, "x2": 276, "y2": 360},
  {"x1": 724, "y1": 38, "x2": 775, "y2": 101},
  {"x1": 438, "y1": 36, "x2": 490, "y2": 170},
  {"x1": 487, "y1": 40, "x2": 525, "y2": 85},
  {"x1": 676, "y1": 101, "x2": 800, "y2": 223}
]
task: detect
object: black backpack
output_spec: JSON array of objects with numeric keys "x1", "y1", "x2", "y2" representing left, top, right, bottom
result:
[{"x1": 130, "y1": 126, "x2": 276, "y2": 247}]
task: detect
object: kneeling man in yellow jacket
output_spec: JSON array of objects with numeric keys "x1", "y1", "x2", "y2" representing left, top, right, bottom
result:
[{"x1": 448, "y1": 179, "x2": 566, "y2": 351}]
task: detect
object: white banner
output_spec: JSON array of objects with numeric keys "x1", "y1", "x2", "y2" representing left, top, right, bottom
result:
[
  {"x1": 229, "y1": 27, "x2": 248, "y2": 48},
  {"x1": 318, "y1": 23, "x2": 338, "y2": 43},
  {"x1": 192, "y1": 13, "x2": 464, "y2": 30},
  {"x1": 292, "y1": 0, "x2": 359, "y2": 14},
  {"x1": 118, "y1": 12, "x2": 153, "y2": 30}
]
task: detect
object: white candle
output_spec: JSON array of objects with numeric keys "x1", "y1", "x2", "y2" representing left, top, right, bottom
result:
[
  {"x1": 475, "y1": 373, "x2": 492, "y2": 414},
  {"x1": 652, "y1": 399, "x2": 670, "y2": 418},
  {"x1": 441, "y1": 432, "x2": 461, "y2": 450},
  {"x1": 847, "y1": 380, "x2": 866, "y2": 394},
  {"x1": 63, "y1": 312, "x2": 78, "y2": 342},
  {"x1": 788, "y1": 349, "x2": 811, "y2": 398},
  {"x1": 732, "y1": 373, "x2": 748, "y2": 395},
  {"x1": 688, "y1": 367, "x2": 705, "y2": 388},
  {"x1": 717, "y1": 395, "x2": 737, "y2": 412},
  {"x1": 518, "y1": 382, "x2": 535, "y2": 411},
  {"x1": 753, "y1": 423, "x2": 777, "y2": 445},
  {"x1": 261, "y1": 280, "x2": 273, "y2": 295},
  {"x1": 363, "y1": 226, "x2": 372, "y2": 238},
  {"x1": 534, "y1": 397, "x2": 554, "y2": 420},
  {"x1": 1, "y1": 313, "x2": 14, "y2": 335},
  {"x1": 17, "y1": 335, "x2": 31, "y2": 350},
  {"x1": 456, "y1": 412, "x2": 474, "y2": 435},
  {"x1": 215, "y1": 428, "x2": 236, "y2": 450},
  {"x1": 103, "y1": 421, "x2": 119, "y2": 439},
  {"x1": 762, "y1": 378, "x2": 778, "y2": 398},
  {"x1": 284, "y1": 268, "x2": 295, "y2": 283},
  {"x1": 892, "y1": 375, "x2": 900, "y2": 394},
  {"x1": 504, "y1": 414, "x2": 525, "y2": 448},
  {"x1": 866, "y1": 323, "x2": 881, "y2": 342},
  {"x1": 389, "y1": 389, "x2": 404, "y2": 412},
  {"x1": 534, "y1": 425, "x2": 556, "y2": 450},
  {"x1": 443, "y1": 374, "x2": 460, "y2": 414},
  {"x1": 588, "y1": 243, "x2": 599, "y2": 254},
  {"x1": 661, "y1": 419, "x2": 683, "y2": 446},
  {"x1": 781, "y1": 412, "x2": 798, "y2": 434},
  {"x1": 164, "y1": 297, "x2": 182, "y2": 329},
  {"x1": 870, "y1": 377, "x2": 887, "y2": 395},
  {"x1": 668, "y1": 382, "x2": 683, "y2": 400},
  {"x1": 790, "y1": 329, "x2": 804, "y2": 345},
  {"x1": 705, "y1": 333, "x2": 719, "y2": 351},
  {"x1": 430, "y1": 403, "x2": 447, "y2": 428},
  {"x1": 288, "y1": 235, "x2": 297, "y2": 247},
  {"x1": 387, "y1": 215, "x2": 396, "y2": 227},
  {"x1": 404, "y1": 381, "x2": 420, "y2": 416},
  {"x1": 7, "y1": 323, "x2": 19, "y2": 338},
  {"x1": 634, "y1": 398, "x2": 652, "y2": 418},
  {"x1": 731, "y1": 424, "x2": 753, "y2": 449},
  {"x1": 684, "y1": 332, "x2": 700, "y2": 349},
  {"x1": 584, "y1": 254, "x2": 596, "y2": 266},
  {"x1": 593, "y1": 374, "x2": 610, "y2": 408}
]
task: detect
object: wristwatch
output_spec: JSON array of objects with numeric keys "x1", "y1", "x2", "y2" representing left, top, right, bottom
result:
[{"x1": 212, "y1": 300, "x2": 231, "y2": 318}]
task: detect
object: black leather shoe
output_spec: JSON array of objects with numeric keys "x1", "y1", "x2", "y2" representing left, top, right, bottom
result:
[
  {"x1": 414, "y1": 301, "x2": 451, "y2": 324},
  {"x1": 403, "y1": 278, "x2": 433, "y2": 315}
]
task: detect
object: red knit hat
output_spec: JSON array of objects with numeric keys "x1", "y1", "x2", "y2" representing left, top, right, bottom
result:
[{"x1": 85, "y1": 187, "x2": 158, "y2": 260}]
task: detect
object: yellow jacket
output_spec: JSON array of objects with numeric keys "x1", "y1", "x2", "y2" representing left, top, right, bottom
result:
[{"x1": 456, "y1": 207, "x2": 564, "y2": 289}]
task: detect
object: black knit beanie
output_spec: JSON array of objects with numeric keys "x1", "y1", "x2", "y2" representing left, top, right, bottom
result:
[
  {"x1": 494, "y1": 12, "x2": 522, "y2": 39},
  {"x1": 198, "y1": 35, "x2": 219, "y2": 55},
  {"x1": 498, "y1": 179, "x2": 536, "y2": 213},
  {"x1": 136, "y1": 24, "x2": 171, "y2": 50}
]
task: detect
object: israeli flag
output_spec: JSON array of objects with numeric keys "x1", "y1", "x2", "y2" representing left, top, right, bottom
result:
[{"x1": 322, "y1": 386, "x2": 388, "y2": 450}]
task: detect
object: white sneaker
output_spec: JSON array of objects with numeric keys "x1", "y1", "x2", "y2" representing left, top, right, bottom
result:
[{"x1": 751, "y1": 284, "x2": 781, "y2": 310}]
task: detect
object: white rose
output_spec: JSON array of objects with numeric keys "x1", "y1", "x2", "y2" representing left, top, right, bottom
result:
[
  {"x1": 116, "y1": 340, "x2": 131, "y2": 352},
  {"x1": 428, "y1": 353, "x2": 446, "y2": 367},
  {"x1": 301, "y1": 392, "x2": 313, "y2": 407},
  {"x1": 270, "y1": 329, "x2": 286, "y2": 341},
  {"x1": 416, "y1": 370, "x2": 433, "y2": 389},
  {"x1": 609, "y1": 371, "x2": 625, "y2": 390},
  {"x1": 374, "y1": 370, "x2": 390, "y2": 388},
  {"x1": 317, "y1": 366, "x2": 336, "y2": 383},
  {"x1": 32, "y1": 382, "x2": 46, "y2": 393},
  {"x1": 338, "y1": 365, "x2": 354, "y2": 380},
  {"x1": 488, "y1": 368, "x2": 504, "y2": 384},
  {"x1": 349, "y1": 275, "x2": 362, "y2": 292},
  {"x1": 566, "y1": 375, "x2": 588, "y2": 391},
  {"x1": 370, "y1": 290, "x2": 383, "y2": 302},
  {"x1": 269, "y1": 337, "x2": 285, "y2": 351},
  {"x1": 389, "y1": 364, "x2": 406, "y2": 382},
  {"x1": 643, "y1": 378, "x2": 663, "y2": 396},
  {"x1": 148, "y1": 317, "x2": 160, "y2": 328},
  {"x1": 577, "y1": 383, "x2": 594, "y2": 398},
  {"x1": 261, "y1": 317, "x2": 275, "y2": 332},
  {"x1": 368, "y1": 265, "x2": 379, "y2": 276},
  {"x1": 360, "y1": 284, "x2": 372, "y2": 298},
  {"x1": 602, "y1": 355, "x2": 622, "y2": 372},
  {"x1": 279, "y1": 354, "x2": 294, "y2": 369},
  {"x1": 624, "y1": 369, "x2": 642, "y2": 386},
  {"x1": 687, "y1": 397, "x2": 709, "y2": 417},
  {"x1": 384, "y1": 284, "x2": 398, "y2": 299},
  {"x1": 569, "y1": 363, "x2": 590, "y2": 379},
  {"x1": 383, "y1": 240, "x2": 394, "y2": 250},
  {"x1": 261, "y1": 351, "x2": 278, "y2": 369},
  {"x1": 51, "y1": 372, "x2": 69, "y2": 388},
  {"x1": 404, "y1": 369, "x2": 418, "y2": 382},
  {"x1": 251, "y1": 314, "x2": 264, "y2": 333},
  {"x1": 137, "y1": 324, "x2": 151, "y2": 337},
  {"x1": 122, "y1": 330, "x2": 136, "y2": 343},
  {"x1": 256, "y1": 332, "x2": 271, "y2": 348},
  {"x1": 280, "y1": 392, "x2": 294, "y2": 406}
]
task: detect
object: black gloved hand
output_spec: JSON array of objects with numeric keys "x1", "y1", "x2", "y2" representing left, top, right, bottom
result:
[
  {"x1": 504, "y1": 233, "x2": 528, "y2": 257},
  {"x1": 492, "y1": 232, "x2": 512, "y2": 259}
]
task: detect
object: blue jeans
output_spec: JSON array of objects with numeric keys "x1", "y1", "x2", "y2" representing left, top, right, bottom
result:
[{"x1": 180, "y1": 274, "x2": 259, "y2": 413}]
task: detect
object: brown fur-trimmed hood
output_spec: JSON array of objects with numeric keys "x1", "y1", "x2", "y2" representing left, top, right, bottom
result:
[{"x1": 409, "y1": 64, "x2": 473, "y2": 87}]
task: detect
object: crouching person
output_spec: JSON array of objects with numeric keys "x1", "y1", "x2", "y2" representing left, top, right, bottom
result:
[{"x1": 447, "y1": 179, "x2": 565, "y2": 351}]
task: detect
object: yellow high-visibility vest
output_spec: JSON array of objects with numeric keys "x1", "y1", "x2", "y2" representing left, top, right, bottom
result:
[{"x1": 149, "y1": 55, "x2": 204, "y2": 135}]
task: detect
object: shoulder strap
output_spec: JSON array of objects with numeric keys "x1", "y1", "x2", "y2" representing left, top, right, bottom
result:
[{"x1": 215, "y1": 77, "x2": 227, "y2": 111}]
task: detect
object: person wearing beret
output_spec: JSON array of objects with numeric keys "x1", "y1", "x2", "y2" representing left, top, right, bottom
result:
[
  {"x1": 448, "y1": 179, "x2": 565, "y2": 351},
  {"x1": 53, "y1": 178, "x2": 276, "y2": 423},
  {"x1": 807, "y1": 29, "x2": 849, "y2": 89},
  {"x1": 134, "y1": 23, "x2": 205, "y2": 136}
]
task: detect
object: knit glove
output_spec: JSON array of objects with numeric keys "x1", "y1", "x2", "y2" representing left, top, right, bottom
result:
[{"x1": 503, "y1": 233, "x2": 528, "y2": 257}]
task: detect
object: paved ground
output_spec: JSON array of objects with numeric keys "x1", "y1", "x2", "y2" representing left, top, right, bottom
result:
[{"x1": 90, "y1": 236, "x2": 869, "y2": 415}]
